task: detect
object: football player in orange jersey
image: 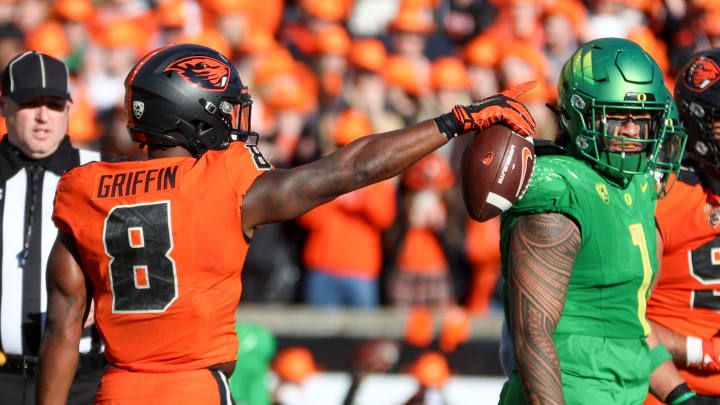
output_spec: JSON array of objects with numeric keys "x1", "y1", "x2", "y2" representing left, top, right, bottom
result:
[
  {"x1": 645, "y1": 49, "x2": 720, "y2": 404},
  {"x1": 34, "y1": 44, "x2": 536, "y2": 405}
]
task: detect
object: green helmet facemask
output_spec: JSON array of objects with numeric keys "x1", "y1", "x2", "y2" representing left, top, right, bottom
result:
[
  {"x1": 650, "y1": 96, "x2": 687, "y2": 198},
  {"x1": 558, "y1": 38, "x2": 672, "y2": 185}
]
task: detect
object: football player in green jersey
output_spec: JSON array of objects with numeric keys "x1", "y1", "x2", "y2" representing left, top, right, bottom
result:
[{"x1": 498, "y1": 38, "x2": 685, "y2": 405}]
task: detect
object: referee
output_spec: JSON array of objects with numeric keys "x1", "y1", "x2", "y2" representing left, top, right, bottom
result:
[{"x1": 0, "y1": 52, "x2": 104, "y2": 404}]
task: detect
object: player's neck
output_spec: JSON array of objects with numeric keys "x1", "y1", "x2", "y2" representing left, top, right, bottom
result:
[{"x1": 147, "y1": 146, "x2": 194, "y2": 159}]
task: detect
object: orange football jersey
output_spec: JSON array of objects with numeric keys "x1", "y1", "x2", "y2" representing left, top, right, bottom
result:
[
  {"x1": 650, "y1": 172, "x2": 720, "y2": 339},
  {"x1": 649, "y1": 172, "x2": 720, "y2": 396},
  {"x1": 53, "y1": 141, "x2": 270, "y2": 373}
]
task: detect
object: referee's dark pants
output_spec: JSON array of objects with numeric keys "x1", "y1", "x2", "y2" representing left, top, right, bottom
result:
[{"x1": 0, "y1": 352, "x2": 105, "y2": 405}]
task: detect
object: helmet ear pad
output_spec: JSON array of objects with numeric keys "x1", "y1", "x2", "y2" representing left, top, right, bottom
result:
[{"x1": 124, "y1": 44, "x2": 251, "y2": 157}]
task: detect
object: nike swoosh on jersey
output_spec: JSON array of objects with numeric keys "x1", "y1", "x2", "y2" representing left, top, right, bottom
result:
[{"x1": 515, "y1": 146, "x2": 533, "y2": 198}]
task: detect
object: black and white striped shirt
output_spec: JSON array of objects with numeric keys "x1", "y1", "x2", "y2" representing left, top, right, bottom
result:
[{"x1": 0, "y1": 135, "x2": 102, "y2": 356}]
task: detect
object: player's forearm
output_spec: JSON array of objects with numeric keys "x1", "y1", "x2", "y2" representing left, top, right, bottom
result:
[
  {"x1": 649, "y1": 320, "x2": 688, "y2": 365},
  {"x1": 37, "y1": 327, "x2": 81, "y2": 405},
  {"x1": 508, "y1": 213, "x2": 580, "y2": 405},
  {"x1": 243, "y1": 120, "x2": 446, "y2": 227},
  {"x1": 647, "y1": 330, "x2": 686, "y2": 401},
  {"x1": 38, "y1": 247, "x2": 88, "y2": 405},
  {"x1": 513, "y1": 333, "x2": 565, "y2": 405},
  {"x1": 310, "y1": 119, "x2": 447, "y2": 198}
]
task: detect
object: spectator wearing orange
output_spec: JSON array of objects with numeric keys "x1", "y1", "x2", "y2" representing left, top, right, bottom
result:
[
  {"x1": 541, "y1": 0, "x2": 586, "y2": 86},
  {"x1": 253, "y1": 48, "x2": 318, "y2": 167},
  {"x1": 403, "y1": 352, "x2": 451, "y2": 405},
  {"x1": 486, "y1": 0, "x2": 544, "y2": 48},
  {"x1": 154, "y1": 0, "x2": 198, "y2": 47},
  {"x1": 385, "y1": 153, "x2": 456, "y2": 309},
  {"x1": 498, "y1": 41, "x2": 556, "y2": 140},
  {"x1": 385, "y1": 55, "x2": 437, "y2": 125},
  {"x1": 52, "y1": 0, "x2": 94, "y2": 74},
  {"x1": 25, "y1": 20, "x2": 68, "y2": 61},
  {"x1": 462, "y1": 33, "x2": 500, "y2": 100},
  {"x1": 88, "y1": 17, "x2": 153, "y2": 111},
  {"x1": 464, "y1": 218, "x2": 501, "y2": 317},
  {"x1": 346, "y1": 38, "x2": 404, "y2": 134},
  {"x1": 313, "y1": 24, "x2": 350, "y2": 108},
  {"x1": 298, "y1": 110, "x2": 396, "y2": 308},
  {"x1": 201, "y1": 0, "x2": 250, "y2": 60},
  {"x1": 280, "y1": 0, "x2": 352, "y2": 60},
  {"x1": 389, "y1": 4, "x2": 435, "y2": 97},
  {"x1": 271, "y1": 347, "x2": 317, "y2": 405},
  {"x1": 13, "y1": 0, "x2": 49, "y2": 34},
  {"x1": 430, "y1": 56, "x2": 472, "y2": 113}
]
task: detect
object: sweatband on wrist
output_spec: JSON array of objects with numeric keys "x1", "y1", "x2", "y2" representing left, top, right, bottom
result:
[
  {"x1": 686, "y1": 336, "x2": 703, "y2": 367},
  {"x1": 433, "y1": 112, "x2": 460, "y2": 140},
  {"x1": 650, "y1": 343, "x2": 672, "y2": 372},
  {"x1": 665, "y1": 383, "x2": 697, "y2": 405}
]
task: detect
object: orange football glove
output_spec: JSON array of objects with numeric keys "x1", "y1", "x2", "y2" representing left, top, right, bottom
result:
[{"x1": 434, "y1": 81, "x2": 537, "y2": 139}]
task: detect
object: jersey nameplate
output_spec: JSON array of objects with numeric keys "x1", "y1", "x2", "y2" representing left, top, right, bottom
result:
[{"x1": 96, "y1": 165, "x2": 180, "y2": 199}]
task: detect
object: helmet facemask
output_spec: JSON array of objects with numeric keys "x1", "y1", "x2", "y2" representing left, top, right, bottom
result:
[
  {"x1": 684, "y1": 100, "x2": 720, "y2": 179},
  {"x1": 564, "y1": 91, "x2": 669, "y2": 181},
  {"x1": 199, "y1": 87, "x2": 254, "y2": 143},
  {"x1": 650, "y1": 106, "x2": 688, "y2": 198}
]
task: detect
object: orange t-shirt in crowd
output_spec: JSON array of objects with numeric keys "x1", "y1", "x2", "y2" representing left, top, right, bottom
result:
[
  {"x1": 396, "y1": 227, "x2": 448, "y2": 274},
  {"x1": 647, "y1": 171, "x2": 720, "y2": 398},
  {"x1": 298, "y1": 179, "x2": 396, "y2": 279},
  {"x1": 53, "y1": 141, "x2": 269, "y2": 373},
  {"x1": 464, "y1": 217, "x2": 501, "y2": 316}
]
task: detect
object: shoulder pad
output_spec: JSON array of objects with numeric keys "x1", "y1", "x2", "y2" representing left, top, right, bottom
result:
[{"x1": 534, "y1": 139, "x2": 567, "y2": 156}]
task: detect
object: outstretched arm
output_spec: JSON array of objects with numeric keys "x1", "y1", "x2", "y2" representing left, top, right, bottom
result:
[
  {"x1": 242, "y1": 82, "x2": 537, "y2": 236},
  {"x1": 37, "y1": 232, "x2": 89, "y2": 405},
  {"x1": 508, "y1": 213, "x2": 580, "y2": 405},
  {"x1": 243, "y1": 120, "x2": 445, "y2": 235}
]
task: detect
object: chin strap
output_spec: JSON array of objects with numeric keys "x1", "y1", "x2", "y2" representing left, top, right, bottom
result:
[{"x1": 174, "y1": 119, "x2": 206, "y2": 157}]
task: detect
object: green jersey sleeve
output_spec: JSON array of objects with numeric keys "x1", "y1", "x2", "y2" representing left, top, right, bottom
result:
[{"x1": 500, "y1": 155, "x2": 587, "y2": 245}]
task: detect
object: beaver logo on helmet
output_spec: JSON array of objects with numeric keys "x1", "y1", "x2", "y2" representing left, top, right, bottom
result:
[
  {"x1": 685, "y1": 57, "x2": 720, "y2": 92},
  {"x1": 164, "y1": 56, "x2": 231, "y2": 91}
]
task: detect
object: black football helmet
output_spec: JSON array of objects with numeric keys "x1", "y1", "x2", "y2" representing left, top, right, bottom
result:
[
  {"x1": 675, "y1": 48, "x2": 720, "y2": 180},
  {"x1": 124, "y1": 44, "x2": 253, "y2": 157}
]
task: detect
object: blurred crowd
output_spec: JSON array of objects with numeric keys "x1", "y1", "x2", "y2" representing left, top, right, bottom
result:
[{"x1": 1, "y1": 0, "x2": 717, "y2": 317}]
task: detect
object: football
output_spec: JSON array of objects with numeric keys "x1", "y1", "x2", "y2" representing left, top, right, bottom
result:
[{"x1": 461, "y1": 125, "x2": 535, "y2": 222}]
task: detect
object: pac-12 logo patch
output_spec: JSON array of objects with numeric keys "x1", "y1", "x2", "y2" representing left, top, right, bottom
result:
[
  {"x1": 596, "y1": 183, "x2": 609, "y2": 204},
  {"x1": 686, "y1": 57, "x2": 720, "y2": 92},
  {"x1": 709, "y1": 207, "x2": 720, "y2": 228},
  {"x1": 132, "y1": 101, "x2": 144, "y2": 119},
  {"x1": 165, "y1": 56, "x2": 231, "y2": 91}
]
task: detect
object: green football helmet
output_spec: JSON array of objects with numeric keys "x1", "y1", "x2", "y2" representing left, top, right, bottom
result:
[{"x1": 558, "y1": 38, "x2": 672, "y2": 184}]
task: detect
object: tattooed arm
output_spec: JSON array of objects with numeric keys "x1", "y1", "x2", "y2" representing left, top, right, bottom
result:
[
  {"x1": 508, "y1": 213, "x2": 581, "y2": 405},
  {"x1": 37, "y1": 232, "x2": 90, "y2": 405}
]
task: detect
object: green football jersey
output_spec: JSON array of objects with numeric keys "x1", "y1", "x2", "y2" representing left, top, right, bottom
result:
[{"x1": 500, "y1": 153, "x2": 657, "y2": 339}]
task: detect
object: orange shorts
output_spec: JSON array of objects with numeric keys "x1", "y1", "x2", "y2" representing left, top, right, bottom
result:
[
  {"x1": 94, "y1": 368, "x2": 232, "y2": 405},
  {"x1": 644, "y1": 369, "x2": 720, "y2": 404}
]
